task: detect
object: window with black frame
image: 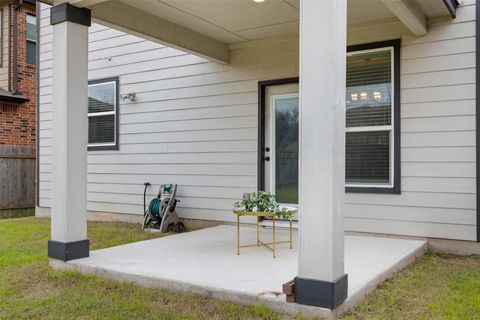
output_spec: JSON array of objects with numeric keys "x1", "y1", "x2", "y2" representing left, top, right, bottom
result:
[
  {"x1": 88, "y1": 78, "x2": 119, "y2": 150},
  {"x1": 345, "y1": 44, "x2": 398, "y2": 192}
]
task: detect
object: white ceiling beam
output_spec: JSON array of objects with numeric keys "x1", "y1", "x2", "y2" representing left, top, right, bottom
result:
[
  {"x1": 381, "y1": 0, "x2": 427, "y2": 36},
  {"x1": 90, "y1": 1, "x2": 230, "y2": 64}
]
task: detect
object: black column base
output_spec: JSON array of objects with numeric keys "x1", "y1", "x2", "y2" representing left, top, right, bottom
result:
[
  {"x1": 48, "y1": 239, "x2": 90, "y2": 261},
  {"x1": 294, "y1": 273, "x2": 348, "y2": 309}
]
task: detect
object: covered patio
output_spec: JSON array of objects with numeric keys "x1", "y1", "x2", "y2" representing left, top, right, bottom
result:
[
  {"x1": 52, "y1": 225, "x2": 427, "y2": 317},
  {"x1": 41, "y1": 0, "x2": 458, "y2": 314}
]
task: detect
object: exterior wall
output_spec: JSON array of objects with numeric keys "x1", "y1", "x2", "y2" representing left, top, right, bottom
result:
[
  {"x1": 0, "y1": 3, "x2": 36, "y2": 148},
  {"x1": 0, "y1": 2, "x2": 37, "y2": 219},
  {"x1": 38, "y1": 1, "x2": 477, "y2": 241},
  {"x1": 346, "y1": 2, "x2": 477, "y2": 241}
]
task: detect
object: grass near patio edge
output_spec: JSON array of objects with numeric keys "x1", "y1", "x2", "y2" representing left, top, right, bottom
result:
[{"x1": 1, "y1": 217, "x2": 480, "y2": 320}]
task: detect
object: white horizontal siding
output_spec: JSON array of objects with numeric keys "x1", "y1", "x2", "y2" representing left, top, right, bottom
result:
[
  {"x1": 402, "y1": 100, "x2": 474, "y2": 118},
  {"x1": 346, "y1": 218, "x2": 476, "y2": 241},
  {"x1": 402, "y1": 132, "x2": 475, "y2": 147},
  {"x1": 38, "y1": 2, "x2": 477, "y2": 241}
]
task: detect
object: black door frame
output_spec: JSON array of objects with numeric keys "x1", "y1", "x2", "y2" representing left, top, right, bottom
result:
[{"x1": 257, "y1": 77, "x2": 299, "y2": 192}]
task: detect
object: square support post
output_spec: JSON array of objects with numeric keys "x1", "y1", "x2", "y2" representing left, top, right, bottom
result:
[
  {"x1": 295, "y1": 0, "x2": 348, "y2": 309},
  {"x1": 48, "y1": 3, "x2": 91, "y2": 262}
]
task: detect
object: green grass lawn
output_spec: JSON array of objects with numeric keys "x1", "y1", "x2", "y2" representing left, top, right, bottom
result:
[{"x1": 1, "y1": 217, "x2": 480, "y2": 319}]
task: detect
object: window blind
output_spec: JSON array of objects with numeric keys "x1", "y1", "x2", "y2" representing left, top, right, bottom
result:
[
  {"x1": 88, "y1": 115, "x2": 115, "y2": 144},
  {"x1": 346, "y1": 48, "x2": 393, "y2": 186},
  {"x1": 346, "y1": 131, "x2": 390, "y2": 184},
  {"x1": 88, "y1": 81, "x2": 116, "y2": 147},
  {"x1": 346, "y1": 50, "x2": 391, "y2": 128}
]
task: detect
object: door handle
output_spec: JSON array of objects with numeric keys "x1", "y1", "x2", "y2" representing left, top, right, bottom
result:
[{"x1": 264, "y1": 156, "x2": 270, "y2": 162}]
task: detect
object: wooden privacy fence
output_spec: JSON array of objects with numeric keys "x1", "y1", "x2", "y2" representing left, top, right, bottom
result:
[{"x1": 0, "y1": 145, "x2": 36, "y2": 219}]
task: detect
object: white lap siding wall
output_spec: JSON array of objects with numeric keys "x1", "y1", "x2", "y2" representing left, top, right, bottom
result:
[{"x1": 37, "y1": 1, "x2": 477, "y2": 241}]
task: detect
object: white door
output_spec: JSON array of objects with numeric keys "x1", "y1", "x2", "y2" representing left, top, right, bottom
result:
[{"x1": 264, "y1": 83, "x2": 299, "y2": 206}]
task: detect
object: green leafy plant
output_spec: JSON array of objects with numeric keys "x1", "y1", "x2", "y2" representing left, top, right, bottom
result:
[{"x1": 233, "y1": 191, "x2": 295, "y2": 220}]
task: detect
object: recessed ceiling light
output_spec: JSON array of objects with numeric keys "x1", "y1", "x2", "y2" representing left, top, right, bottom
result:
[{"x1": 254, "y1": 0, "x2": 265, "y2": 3}]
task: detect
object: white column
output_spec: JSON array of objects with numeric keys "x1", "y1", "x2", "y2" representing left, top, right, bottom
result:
[
  {"x1": 295, "y1": 0, "x2": 348, "y2": 308},
  {"x1": 49, "y1": 3, "x2": 91, "y2": 261}
]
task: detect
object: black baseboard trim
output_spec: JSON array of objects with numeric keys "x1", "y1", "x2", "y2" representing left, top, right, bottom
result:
[
  {"x1": 294, "y1": 273, "x2": 348, "y2": 309},
  {"x1": 48, "y1": 239, "x2": 90, "y2": 261}
]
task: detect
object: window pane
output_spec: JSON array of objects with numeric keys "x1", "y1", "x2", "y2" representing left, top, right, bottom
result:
[
  {"x1": 0, "y1": 14, "x2": 2, "y2": 63},
  {"x1": 26, "y1": 15, "x2": 37, "y2": 41},
  {"x1": 88, "y1": 115, "x2": 115, "y2": 145},
  {"x1": 88, "y1": 82, "x2": 115, "y2": 113},
  {"x1": 346, "y1": 131, "x2": 390, "y2": 185},
  {"x1": 26, "y1": 41, "x2": 36, "y2": 65},
  {"x1": 274, "y1": 96, "x2": 299, "y2": 204},
  {"x1": 346, "y1": 49, "x2": 392, "y2": 127}
]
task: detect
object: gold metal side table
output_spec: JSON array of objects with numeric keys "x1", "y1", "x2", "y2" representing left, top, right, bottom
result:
[{"x1": 233, "y1": 210, "x2": 294, "y2": 258}]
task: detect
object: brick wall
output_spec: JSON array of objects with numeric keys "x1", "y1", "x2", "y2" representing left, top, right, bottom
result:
[
  {"x1": 0, "y1": 3, "x2": 36, "y2": 148},
  {"x1": 0, "y1": 3, "x2": 37, "y2": 217}
]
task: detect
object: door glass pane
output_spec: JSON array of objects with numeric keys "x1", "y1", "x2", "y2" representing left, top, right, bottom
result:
[
  {"x1": 346, "y1": 130, "x2": 390, "y2": 184},
  {"x1": 346, "y1": 49, "x2": 392, "y2": 127},
  {"x1": 274, "y1": 96, "x2": 299, "y2": 204}
]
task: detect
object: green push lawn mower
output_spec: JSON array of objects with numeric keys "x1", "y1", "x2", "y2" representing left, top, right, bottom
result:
[{"x1": 142, "y1": 183, "x2": 185, "y2": 233}]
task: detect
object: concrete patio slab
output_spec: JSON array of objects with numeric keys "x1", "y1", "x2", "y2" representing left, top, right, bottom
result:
[{"x1": 51, "y1": 225, "x2": 427, "y2": 318}]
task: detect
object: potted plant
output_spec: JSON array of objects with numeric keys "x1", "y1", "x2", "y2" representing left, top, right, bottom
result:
[{"x1": 233, "y1": 191, "x2": 296, "y2": 220}]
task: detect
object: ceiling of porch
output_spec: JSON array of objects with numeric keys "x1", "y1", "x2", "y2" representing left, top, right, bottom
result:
[
  {"x1": 114, "y1": 0, "x2": 400, "y2": 44},
  {"x1": 109, "y1": 0, "x2": 450, "y2": 44},
  {"x1": 44, "y1": 0, "x2": 458, "y2": 63}
]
